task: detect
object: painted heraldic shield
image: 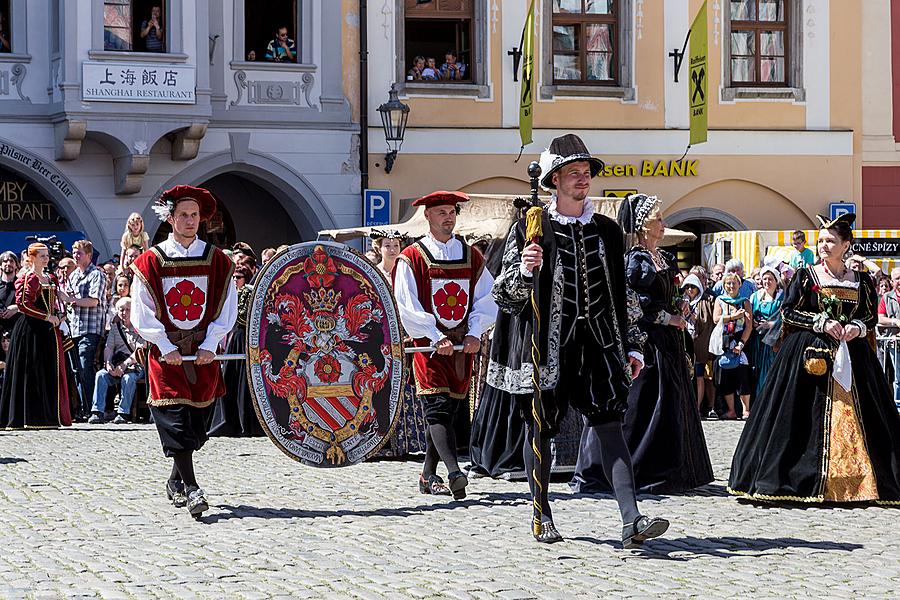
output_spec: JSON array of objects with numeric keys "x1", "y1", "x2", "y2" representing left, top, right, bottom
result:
[{"x1": 246, "y1": 242, "x2": 406, "y2": 467}]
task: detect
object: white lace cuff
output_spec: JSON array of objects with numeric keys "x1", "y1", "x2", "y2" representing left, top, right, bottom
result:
[
  {"x1": 812, "y1": 312, "x2": 828, "y2": 333},
  {"x1": 850, "y1": 319, "x2": 868, "y2": 338}
]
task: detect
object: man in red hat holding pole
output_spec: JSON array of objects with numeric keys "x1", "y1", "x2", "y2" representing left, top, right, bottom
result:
[
  {"x1": 393, "y1": 191, "x2": 497, "y2": 500},
  {"x1": 130, "y1": 185, "x2": 237, "y2": 519}
]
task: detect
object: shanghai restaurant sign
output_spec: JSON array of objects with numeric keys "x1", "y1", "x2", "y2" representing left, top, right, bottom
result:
[{"x1": 82, "y1": 62, "x2": 196, "y2": 104}]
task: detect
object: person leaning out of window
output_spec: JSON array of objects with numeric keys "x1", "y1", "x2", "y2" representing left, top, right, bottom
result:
[
  {"x1": 0, "y1": 12, "x2": 10, "y2": 53},
  {"x1": 140, "y1": 6, "x2": 165, "y2": 52},
  {"x1": 265, "y1": 26, "x2": 297, "y2": 63},
  {"x1": 440, "y1": 51, "x2": 466, "y2": 81}
]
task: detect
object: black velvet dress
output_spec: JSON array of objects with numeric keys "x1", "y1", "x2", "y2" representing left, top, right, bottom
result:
[
  {"x1": 208, "y1": 285, "x2": 264, "y2": 437},
  {"x1": 572, "y1": 248, "x2": 713, "y2": 494},
  {"x1": 0, "y1": 272, "x2": 71, "y2": 429},
  {"x1": 728, "y1": 267, "x2": 900, "y2": 504}
]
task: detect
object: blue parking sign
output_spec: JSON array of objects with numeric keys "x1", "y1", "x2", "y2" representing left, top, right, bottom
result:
[
  {"x1": 829, "y1": 202, "x2": 856, "y2": 228},
  {"x1": 364, "y1": 189, "x2": 391, "y2": 227}
]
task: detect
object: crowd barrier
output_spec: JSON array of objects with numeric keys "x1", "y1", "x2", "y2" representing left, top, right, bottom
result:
[{"x1": 876, "y1": 334, "x2": 900, "y2": 413}]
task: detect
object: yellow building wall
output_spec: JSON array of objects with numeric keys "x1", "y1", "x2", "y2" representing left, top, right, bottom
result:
[
  {"x1": 393, "y1": 1, "x2": 849, "y2": 131},
  {"x1": 369, "y1": 153, "x2": 852, "y2": 230}
]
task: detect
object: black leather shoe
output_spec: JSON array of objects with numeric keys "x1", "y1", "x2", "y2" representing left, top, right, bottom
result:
[
  {"x1": 418, "y1": 474, "x2": 451, "y2": 496},
  {"x1": 533, "y1": 520, "x2": 563, "y2": 543},
  {"x1": 165, "y1": 480, "x2": 187, "y2": 508},
  {"x1": 447, "y1": 470, "x2": 468, "y2": 500},
  {"x1": 622, "y1": 515, "x2": 669, "y2": 549}
]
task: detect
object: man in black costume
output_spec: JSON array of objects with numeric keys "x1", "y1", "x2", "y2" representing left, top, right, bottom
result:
[{"x1": 489, "y1": 134, "x2": 669, "y2": 546}]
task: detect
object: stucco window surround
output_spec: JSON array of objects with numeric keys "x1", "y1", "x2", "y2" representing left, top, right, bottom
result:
[
  {"x1": 0, "y1": 0, "x2": 31, "y2": 63},
  {"x1": 90, "y1": 0, "x2": 188, "y2": 62},
  {"x1": 721, "y1": 0, "x2": 804, "y2": 102},
  {"x1": 230, "y1": 0, "x2": 314, "y2": 70},
  {"x1": 394, "y1": 0, "x2": 490, "y2": 99},
  {"x1": 540, "y1": 0, "x2": 634, "y2": 101}
]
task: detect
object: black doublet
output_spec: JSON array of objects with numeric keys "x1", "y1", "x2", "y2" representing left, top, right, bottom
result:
[{"x1": 553, "y1": 219, "x2": 617, "y2": 348}]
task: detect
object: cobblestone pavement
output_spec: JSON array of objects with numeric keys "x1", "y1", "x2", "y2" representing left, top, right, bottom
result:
[{"x1": 1, "y1": 421, "x2": 898, "y2": 599}]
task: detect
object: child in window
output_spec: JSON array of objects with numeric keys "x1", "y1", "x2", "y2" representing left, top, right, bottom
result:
[
  {"x1": 422, "y1": 57, "x2": 439, "y2": 81},
  {"x1": 120, "y1": 213, "x2": 150, "y2": 261},
  {"x1": 408, "y1": 56, "x2": 425, "y2": 80}
]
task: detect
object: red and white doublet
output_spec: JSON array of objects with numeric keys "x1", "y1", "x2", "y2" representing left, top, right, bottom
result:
[
  {"x1": 393, "y1": 234, "x2": 497, "y2": 398},
  {"x1": 130, "y1": 235, "x2": 237, "y2": 408}
]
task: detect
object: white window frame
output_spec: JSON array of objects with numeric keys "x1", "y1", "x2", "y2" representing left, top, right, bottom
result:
[
  {"x1": 395, "y1": 0, "x2": 490, "y2": 99},
  {"x1": 0, "y1": 0, "x2": 31, "y2": 62},
  {"x1": 231, "y1": 0, "x2": 313, "y2": 69},
  {"x1": 721, "y1": 0, "x2": 804, "y2": 101},
  {"x1": 541, "y1": 0, "x2": 634, "y2": 100},
  {"x1": 91, "y1": 0, "x2": 188, "y2": 62}
]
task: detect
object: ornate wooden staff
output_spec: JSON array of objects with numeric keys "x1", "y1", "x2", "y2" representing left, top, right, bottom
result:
[{"x1": 522, "y1": 161, "x2": 546, "y2": 537}]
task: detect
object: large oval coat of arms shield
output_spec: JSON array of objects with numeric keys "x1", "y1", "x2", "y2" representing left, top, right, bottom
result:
[{"x1": 247, "y1": 242, "x2": 405, "y2": 467}]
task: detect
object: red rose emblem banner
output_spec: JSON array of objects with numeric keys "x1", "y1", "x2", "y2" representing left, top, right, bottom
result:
[{"x1": 165, "y1": 279, "x2": 206, "y2": 322}]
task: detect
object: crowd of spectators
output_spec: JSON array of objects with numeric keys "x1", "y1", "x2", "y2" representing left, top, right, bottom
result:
[{"x1": 1, "y1": 217, "x2": 897, "y2": 431}]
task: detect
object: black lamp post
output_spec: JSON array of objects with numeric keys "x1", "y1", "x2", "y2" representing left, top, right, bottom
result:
[{"x1": 377, "y1": 84, "x2": 410, "y2": 174}]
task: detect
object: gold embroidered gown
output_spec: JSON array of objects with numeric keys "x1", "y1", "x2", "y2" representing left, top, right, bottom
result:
[{"x1": 728, "y1": 267, "x2": 900, "y2": 504}]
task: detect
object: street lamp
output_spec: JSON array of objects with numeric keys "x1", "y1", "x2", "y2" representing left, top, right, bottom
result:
[{"x1": 377, "y1": 84, "x2": 410, "y2": 174}]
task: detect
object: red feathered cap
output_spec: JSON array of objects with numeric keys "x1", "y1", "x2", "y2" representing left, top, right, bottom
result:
[
  {"x1": 158, "y1": 185, "x2": 217, "y2": 222},
  {"x1": 412, "y1": 190, "x2": 470, "y2": 208}
]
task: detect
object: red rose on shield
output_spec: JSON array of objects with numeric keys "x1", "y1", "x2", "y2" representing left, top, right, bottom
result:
[
  {"x1": 164, "y1": 279, "x2": 205, "y2": 321},
  {"x1": 303, "y1": 246, "x2": 338, "y2": 288},
  {"x1": 314, "y1": 355, "x2": 342, "y2": 383},
  {"x1": 433, "y1": 282, "x2": 468, "y2": 321}
]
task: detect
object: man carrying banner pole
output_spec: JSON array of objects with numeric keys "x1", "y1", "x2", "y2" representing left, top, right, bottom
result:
[{"x1": 489, "y1": 134, "x2": 670, "y2": 547}]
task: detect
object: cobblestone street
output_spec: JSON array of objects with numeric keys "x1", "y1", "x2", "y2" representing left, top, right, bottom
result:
[{"x1": 0, "y1": 421, "x2": 898, "y2": 599}]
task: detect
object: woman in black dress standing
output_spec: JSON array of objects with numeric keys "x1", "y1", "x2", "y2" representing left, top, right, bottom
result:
[
  {"x1": 729, "y1": 213, "x2": 900, "y2": 504},
  {"x1": 572, "y1": 195, "x2": 713, "y2": 494},
  {"x1": 0, "y1": 243, "x2": 73, "y2": 429},
  {"x1": 208, "y1": 259, "x2": 264, "y2": 437}
]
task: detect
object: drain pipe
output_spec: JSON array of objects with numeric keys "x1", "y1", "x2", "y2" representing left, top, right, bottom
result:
[{"x1": 359, "y1": 0, "x2": 369, "y2": 227}]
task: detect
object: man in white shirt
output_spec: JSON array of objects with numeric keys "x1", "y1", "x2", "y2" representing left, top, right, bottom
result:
[
  {"x1": 393, "y1": 191, "x2": 497, "y2": 500},
  {"x1": 131, "y1": 185, "x2": 237, "y2": 519}
]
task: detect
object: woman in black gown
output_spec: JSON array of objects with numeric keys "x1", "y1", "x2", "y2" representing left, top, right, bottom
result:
[
  {"x1": 729, "y1": 214, "x2": 900, "y2": 504},
  {"x1": 208, "y1": 262, "x2": 264, "y2": 437},
  {"x1": 572, "y1": 195, "x2": 713, "y2": 494},
  {"x1": 0, "y1": 243, "x2": 73, "y2": 429}
]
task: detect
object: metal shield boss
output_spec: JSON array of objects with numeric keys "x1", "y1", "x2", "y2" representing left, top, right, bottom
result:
[{"x1": 246, "y1": 242, "x2": 405, "y2": 467}]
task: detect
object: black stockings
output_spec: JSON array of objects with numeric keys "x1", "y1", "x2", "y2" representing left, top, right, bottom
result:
[
  {"x1": 422, "y1": 424, "x2": 460, "y2": 477},
  {"x1": 171, "y1": 451, "x2": 198, "y2": 489},
  {"x1": 523, "y1": 421, "x2": 640, "y2": 525}
]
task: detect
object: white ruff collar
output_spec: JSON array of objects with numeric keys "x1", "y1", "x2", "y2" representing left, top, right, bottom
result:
[{"x1": 548, "y1": 194, "x2": 593, "y2": 225}]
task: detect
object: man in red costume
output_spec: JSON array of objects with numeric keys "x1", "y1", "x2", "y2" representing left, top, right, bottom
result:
[
  {"x1": 393, "y1": 191, "x2": 497, "y2": 499},
  {"x1": 131, "y1": 185, "x2": 236, "y2": 518}
]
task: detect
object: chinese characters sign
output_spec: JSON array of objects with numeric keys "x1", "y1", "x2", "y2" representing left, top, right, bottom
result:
[{"x1": 82, "y1": 62, "x2": 195, "y2": 104}]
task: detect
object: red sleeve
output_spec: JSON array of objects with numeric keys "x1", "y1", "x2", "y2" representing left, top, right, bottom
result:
[
  {"x1": 15, "y1": 273, "x2": 49, "y2": 320},
  {"x1": 878, "y1": 295, "x2": 887, "y2": 315}
]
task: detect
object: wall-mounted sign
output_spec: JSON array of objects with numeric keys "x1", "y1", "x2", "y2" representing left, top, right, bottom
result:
[
  {"x1": 0, "y1": 143, "x2": 75, "y2": 200},
  {"x1": 0, "y1": 164, "x2": 66, "y2": 230},
  {"x1": 597, "y1": 160, "x2": 699, "y2": 178},
  {"x1": 851, "y1": 239, "x2": 900, "y2": 258},
  {"x1": 363, "y1": 189, "x2": 391, "y2": 227},
  {"x1": 603, "y1": 189, "x2": 638, "y2": 198},
  {"x1": 82, "y1": 62, "x2": 196, "y2": 104},
  {"x1": 829, "y1": 202, "x2": 856, "y2": 228}
]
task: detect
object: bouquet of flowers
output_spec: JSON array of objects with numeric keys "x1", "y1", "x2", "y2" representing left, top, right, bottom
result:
[{"x1": 813, "y1": 284, "x2": 847, "y2": 324}]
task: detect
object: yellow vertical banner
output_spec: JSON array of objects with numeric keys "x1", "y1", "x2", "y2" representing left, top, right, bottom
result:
[
  {"x1": 519, "y1": 0, "x2": 535, "y2": 148},
  {"x1": 689, "y1": 1, "x2": 708, "y2": 145}
]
